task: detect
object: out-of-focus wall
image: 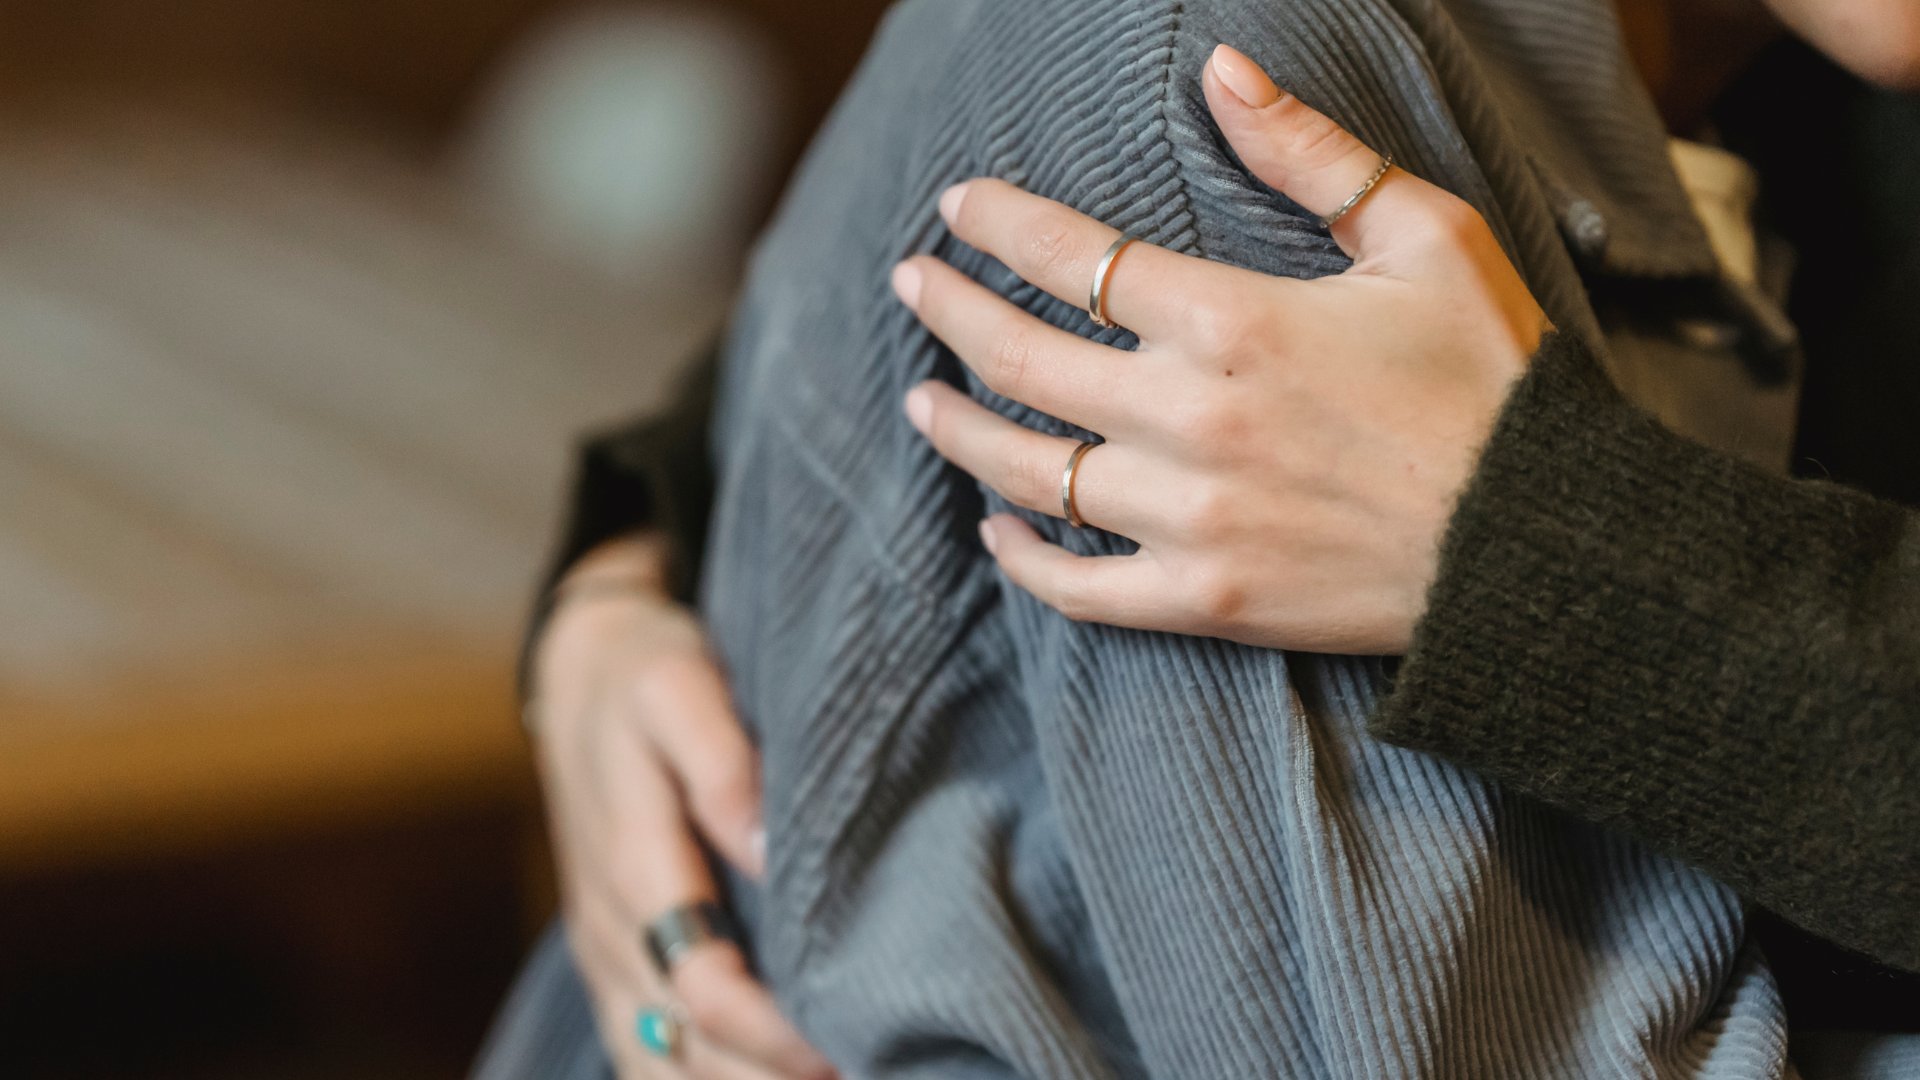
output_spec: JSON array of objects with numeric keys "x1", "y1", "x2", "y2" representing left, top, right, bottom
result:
[{"x1": 0, "y1": 0, "x2": 896, "y2": 181}]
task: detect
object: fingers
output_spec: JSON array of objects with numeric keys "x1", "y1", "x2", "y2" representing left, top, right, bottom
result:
[
  {"x1": 933, "y1": 177, "x2": 1237, "y2": 339},
  {"x1": 893, "y1": 256, "x2": 1144, "y2": 433},
  {"x1": 596, "y1": 741, "x2": 829, "y2": 1078},
  {"x1": 638, "y1": 652, "x2": 766, "y2": 879},
  {"x1": 904, "y1": 381, "x2": 1147, "y2": 534},
  {"x1": 672, "y1": 948, "x2": 836, "y2": 1080},
  {"x1": 978, "y1": 514, "x2": 1180, "y2": 631},
  {"x1": 574, "y1": 892, "x2": 791, "y2": 1080},
  {"x1": 1203, "y1": 43, "x2": 1418, "y2": 255}
]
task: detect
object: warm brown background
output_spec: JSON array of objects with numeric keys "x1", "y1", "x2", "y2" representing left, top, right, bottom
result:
[
  {"x1": 0, "y1": 0, "x2": 894, "y2": 166},
  {"x1": 0, "y1": 2, "x2": 892, "y2": 1078}
]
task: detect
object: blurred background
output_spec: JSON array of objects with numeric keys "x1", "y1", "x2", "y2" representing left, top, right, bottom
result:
[{"x1": 0, "y1": 1, "x2": 890, "y2": 1076}]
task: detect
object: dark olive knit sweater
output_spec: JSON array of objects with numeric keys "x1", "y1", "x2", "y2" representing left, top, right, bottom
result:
[{"x1": 1368, "y1": 330, "x2": 1919, "y2": 975}]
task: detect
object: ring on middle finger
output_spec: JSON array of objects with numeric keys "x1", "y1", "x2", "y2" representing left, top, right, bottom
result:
[
  {"x1": 1087, "y1": 234, "x2": 1137, "y2": 329},
  {"x1": 643, "y1": 900, "x2": 741, "y2": 977}
]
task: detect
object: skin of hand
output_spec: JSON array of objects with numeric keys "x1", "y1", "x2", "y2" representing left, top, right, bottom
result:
[
  {"x1": 531, "y1": 532, "x2": 835, "y2": 1080},
  {"x1": 891, "y1": 44, "x2": 1549, "y2": 656}
]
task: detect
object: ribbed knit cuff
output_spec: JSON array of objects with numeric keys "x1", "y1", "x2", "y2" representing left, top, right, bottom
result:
[{"x1": 1370, "y1": 331, "x2": 1920, "y2": 971}]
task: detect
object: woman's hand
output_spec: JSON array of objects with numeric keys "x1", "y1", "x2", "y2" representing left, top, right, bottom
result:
[
  {"x1": 892, "y1": 44, "x2": 1548, "y2": 655},
  {"x1": 531, "y1": 533, "x2": 835, "y2": 1080}
]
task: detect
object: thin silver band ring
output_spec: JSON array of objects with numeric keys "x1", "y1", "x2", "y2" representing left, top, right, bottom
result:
[
  {"x1": 1318, "y1": 154, "x2": 1392, "y2": 228},
  {"x1": 1062, "y1": 439, "x2": 1098, "y2": 528},
  {"x1": 1088, "y1": 234, "x2": 1137, "y2": 329}
]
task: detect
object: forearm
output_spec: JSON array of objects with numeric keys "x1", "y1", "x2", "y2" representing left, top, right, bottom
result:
[{"x1": 1373, "y1": 331, "x2": 1920, "y2": 971}]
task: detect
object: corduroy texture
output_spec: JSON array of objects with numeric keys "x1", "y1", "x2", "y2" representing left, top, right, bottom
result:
[
  {"x1": 470, "y1": 924, "x2": 611, "y2": 1080},
  {"x1": 1371, "y1": 331, "x2": 1920, "y2": 974},
  {"x1": 684, "y1": 0, "x2": 1795, "y2": 1076}
]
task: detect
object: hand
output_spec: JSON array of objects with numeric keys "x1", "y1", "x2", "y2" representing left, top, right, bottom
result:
[
  {"x1": 891, "y1": 44, "x2": 1548, "y2": 655},
  {"x1": 530, "y1": 533, "x2": 835, "y2": 1080}
]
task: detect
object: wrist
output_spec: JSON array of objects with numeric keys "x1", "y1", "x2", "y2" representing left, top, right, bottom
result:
[{"x1": 557, "y1": 532, "x2": 674, "y2": 606}]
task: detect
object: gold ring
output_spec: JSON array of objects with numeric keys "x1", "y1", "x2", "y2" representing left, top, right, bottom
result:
[
  {"x1": 1061, "y1": 439, "x2": 1098, "y2": 528},
  {"x1": 1087, "y1": 234, "x2": 1137, "y2": 329}
]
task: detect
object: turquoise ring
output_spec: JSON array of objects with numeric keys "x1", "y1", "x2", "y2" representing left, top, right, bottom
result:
[{"x1": 636, "y1": 1006, "x2": 682, "y2": 1058}]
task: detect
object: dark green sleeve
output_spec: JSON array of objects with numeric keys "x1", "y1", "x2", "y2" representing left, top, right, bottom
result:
[
  {"x1": 540, "y1": 347, "x2": 719, "y2": 605},
  {"x1": 519, "y1": 348, "x2": 719, "y2": 693},
  {"x1": 1371, "y1": 332, "x2": 1920, "y2": 972}
]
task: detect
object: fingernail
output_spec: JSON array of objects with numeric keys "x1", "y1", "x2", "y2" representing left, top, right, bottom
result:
[
  {"x1": 903, "y1": 385, "x2": 933, "y2": 432},
  {"x1": 1210, "y1": 44, "x2": 1280, "y2": 108},
  {"x1": 938, "y1": 182, "x2": 970, "y2": 226},
  {"x1": 749, "y1": 826, "x2": 767, "y2": 870},
  {"x1": 891, "y1": 261, "x2": 923, "y2": 308},
  {"x1": 978, "y1": 518, "x2": 998, "y2": 555}
]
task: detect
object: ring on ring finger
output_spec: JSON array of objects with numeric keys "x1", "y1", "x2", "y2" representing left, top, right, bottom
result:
[{"x1": 1062, "y1": 439, "x2": 1099, "y2": 528}]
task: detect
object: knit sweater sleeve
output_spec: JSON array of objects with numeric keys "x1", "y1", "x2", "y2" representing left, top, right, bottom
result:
[
  {"x1": 1370, "y1": 331, "x2": 1920, "y2": 971},
  {"x1": 539, "y1": 347, "x2": 720, "y2": 604}
]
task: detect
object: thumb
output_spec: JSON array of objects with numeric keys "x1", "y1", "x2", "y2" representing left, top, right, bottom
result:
[{"x1": 1202, "y1": 43, "x2": 1411, "y2": 256}]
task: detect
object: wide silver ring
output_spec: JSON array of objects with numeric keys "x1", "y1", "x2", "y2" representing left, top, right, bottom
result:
[
  {"x1": 1061, "y1": 439, "x2": 1098, "y2": 528},
  {"x1": 643, "y1": 900, "x2": 739, "y2": 976},
  {"x1": 1318, "y1": 154, "x2": 1392, "y2": 228},
  {"x1": 1087, "y1": 234, "x2": 1137, "y2": 329}
]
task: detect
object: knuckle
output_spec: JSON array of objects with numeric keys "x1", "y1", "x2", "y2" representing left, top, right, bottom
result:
[
  {"x1": 688, "y1": 765, "x2": 755, "y2": 830},
  {"x1": 1163, "y1": 393, "x2": 1232, "y2": 450},
  {"x1": 1183, "y1": 294, "x2": 1246, "y2": 357},
  {"x1": 1285, "y1": 110, "x2": 1357, "y2": 170},
  {"x1": 1415, "y1": 195, "x2": 1488, "y2": 251},
  {"x1": 1001, "y1": 442, "x2": 1058, "y2": 507},
  {"x1": 1019, "y1": 210, "x2": 1085, "y2": 281},
  {"x1": 1186, "y1": 560, "x2": 1251, "y2": 626},
  {"x1": 985, "y1": 320, "x2": 1040, "y2": 395},
  {"x1": 1178, "y1": 481, "x2": 1238, "y2": 547}
]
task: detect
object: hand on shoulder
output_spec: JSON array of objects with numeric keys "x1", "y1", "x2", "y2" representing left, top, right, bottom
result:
[{"x1": 894, "y1": 44, "x2": 1547, "y2": 654}]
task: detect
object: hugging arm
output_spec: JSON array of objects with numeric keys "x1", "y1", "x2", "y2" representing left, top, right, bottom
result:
[{"x1": 1372, "y1": 329, "x2": 1920, "y2": 974}]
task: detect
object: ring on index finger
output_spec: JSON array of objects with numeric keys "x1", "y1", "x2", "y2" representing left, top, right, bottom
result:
[
  {"x1": 643, "y1": 900, "x2": 741, "y2": 977},
  {"x1": 1088, "y1": 234, "x2": 1138, "y2": 329}
]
